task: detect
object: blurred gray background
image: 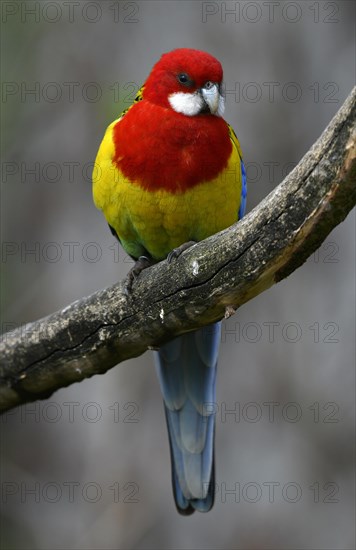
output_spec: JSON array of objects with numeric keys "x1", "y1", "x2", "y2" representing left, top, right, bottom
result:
[{"x1": 1, "y1": 1, "x2": 355, "y2": 548}]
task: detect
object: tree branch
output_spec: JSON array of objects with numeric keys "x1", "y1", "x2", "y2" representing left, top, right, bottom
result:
[{"x1": 1, "y1": 88, "x2": 355, "y2": 413}]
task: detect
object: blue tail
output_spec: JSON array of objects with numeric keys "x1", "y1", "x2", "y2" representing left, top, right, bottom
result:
[{"x1": 155, "y1": 322, "x2": 221, "y2": 514}]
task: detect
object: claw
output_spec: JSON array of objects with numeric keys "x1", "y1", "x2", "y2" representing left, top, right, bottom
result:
[
  {"x1": 167, "y1": 241, "x2": 197, "y2": 264},
  {"x1": 125, "y1": 255, "x2": 153, "y2": 295}
]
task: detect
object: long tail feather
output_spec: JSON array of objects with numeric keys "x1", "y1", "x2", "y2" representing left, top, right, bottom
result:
[{"x1": 155, "y1": 322, "x2": 221, "y2": 514}]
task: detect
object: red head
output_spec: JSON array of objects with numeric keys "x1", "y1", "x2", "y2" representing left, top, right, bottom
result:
[{"x1": 143, "y1": 48, "x2": 225, "y2": 117}]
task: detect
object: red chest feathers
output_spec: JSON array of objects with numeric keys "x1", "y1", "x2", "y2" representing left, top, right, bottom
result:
[{"x1": 112, "y1": 102, "x2": 232, "y2": 193}]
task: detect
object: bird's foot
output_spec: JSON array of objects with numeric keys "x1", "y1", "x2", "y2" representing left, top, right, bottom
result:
[
  {"x1": 125, "y1": 255, "x2": 153, "y2": 295},
  {"x1": 167, "y1": 241, "x2": 197, "y2": 264}
]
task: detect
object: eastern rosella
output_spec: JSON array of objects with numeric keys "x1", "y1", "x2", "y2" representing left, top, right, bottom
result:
[{"x1": 93, "y1": 48, "x2": 246, "y2": 514}]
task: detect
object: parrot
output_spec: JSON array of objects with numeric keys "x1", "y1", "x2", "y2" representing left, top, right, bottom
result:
[{"x1": 92, "y1": 48, "x2": 246, "y2": 514}]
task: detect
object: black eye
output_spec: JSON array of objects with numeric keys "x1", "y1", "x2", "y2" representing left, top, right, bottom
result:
[
  {"x1": 177, "y1": 73, "x2": 190, "y2": 85},
  {"x1": 205, "y1": 81, "x2": 214, "y2": 90}
]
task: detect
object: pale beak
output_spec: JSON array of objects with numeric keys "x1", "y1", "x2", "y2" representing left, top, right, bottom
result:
[{"x1": 200, "y1": 83, "x2": 225, "y2": 116}]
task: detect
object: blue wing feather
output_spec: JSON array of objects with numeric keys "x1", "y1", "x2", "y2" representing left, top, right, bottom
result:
[{"x1": 238, "y1": 160, "x2": 247, "y2": 220}]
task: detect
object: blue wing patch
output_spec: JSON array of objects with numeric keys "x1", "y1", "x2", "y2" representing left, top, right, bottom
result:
[{"x1": 238, "y1": 159, "x2": 247, "y2": 220}]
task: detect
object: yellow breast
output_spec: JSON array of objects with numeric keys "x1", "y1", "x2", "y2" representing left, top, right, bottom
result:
[{"x1": 93, "y1": 120, "x2": 242, "y2": 260}]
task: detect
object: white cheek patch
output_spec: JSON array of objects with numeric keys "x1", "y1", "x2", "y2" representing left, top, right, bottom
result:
[{"x1": 168, "y1": 92, "x2": 205, "y2": 116}]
